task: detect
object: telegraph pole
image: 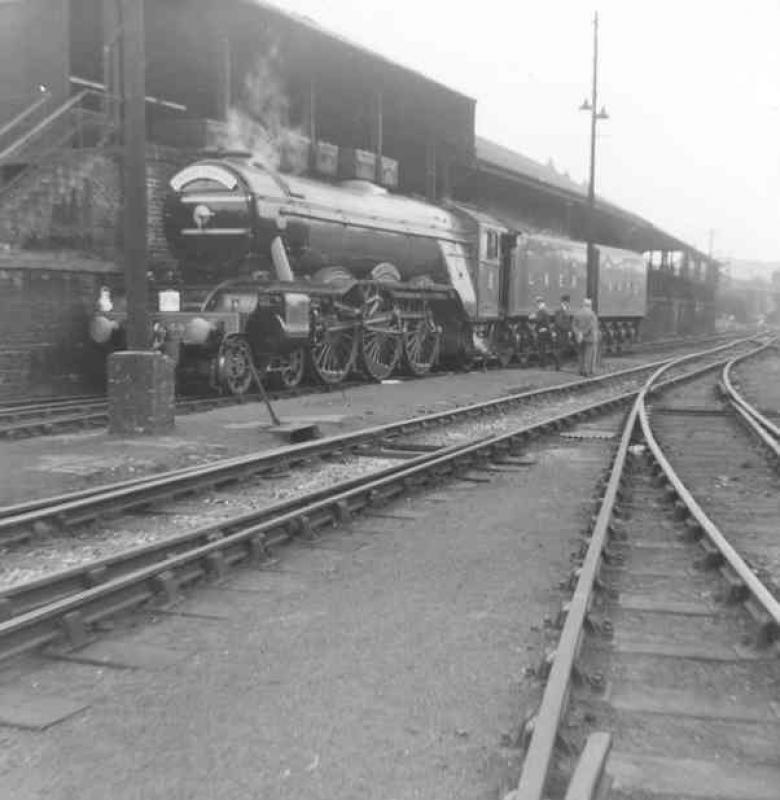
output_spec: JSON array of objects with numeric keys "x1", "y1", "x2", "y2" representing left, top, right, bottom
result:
[
  {"x1": 579, "y1": 12, "x2": 608, "y2": 313},
  {"x1": 107, "y1": 0, "x2": 175, "y2": 435},
  {"x1": 121, "y1": 0, "x2": 148, "y2": 349}
]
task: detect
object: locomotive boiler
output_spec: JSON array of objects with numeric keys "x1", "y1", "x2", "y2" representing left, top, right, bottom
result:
[{"x1": 90, "y1": 154, "x2": 648, "y2": 394}]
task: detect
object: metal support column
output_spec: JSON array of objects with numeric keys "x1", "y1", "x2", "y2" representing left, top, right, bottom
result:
[
  {"x1": 102, "y1": 0, "x2": 121, "y2": 137},
  {"x1": 425, "y1": 137, "x2": 437, "y2": 202},
  {"x1": 121, "y1": 0, "x2": 147, "y2": 350},
  {"x1": 218, "y1": 34, "x2": 231, "y2": 121},
  {"x1": 303, "y1": 77, "x2": 316, "y2": 171},
  {"x1": 371, "y1": 89, "x2": 383, "y2": 183}
]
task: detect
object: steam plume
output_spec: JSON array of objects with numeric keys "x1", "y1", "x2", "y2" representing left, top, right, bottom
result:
[{"x1": 211, "y1": 49, "x2": 307, "y2": 174}]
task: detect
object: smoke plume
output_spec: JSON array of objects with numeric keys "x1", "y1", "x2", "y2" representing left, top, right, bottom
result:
[{"x1": 211, "y1": 49, "x2": 307, "y2": 174}]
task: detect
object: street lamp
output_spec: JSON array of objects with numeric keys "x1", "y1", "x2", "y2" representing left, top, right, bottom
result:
[{"x1": 579, "y1": 11, "x2": 608, "y2": 313}]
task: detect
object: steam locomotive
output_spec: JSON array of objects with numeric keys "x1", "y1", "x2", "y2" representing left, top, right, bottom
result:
[{"x1": 90, "y1": 154, "x2": 647, "y2": 394}]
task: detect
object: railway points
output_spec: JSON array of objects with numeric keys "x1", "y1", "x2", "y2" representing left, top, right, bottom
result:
[{"x1": 510, "y1": 339, "x2": 779, "y2": 800}]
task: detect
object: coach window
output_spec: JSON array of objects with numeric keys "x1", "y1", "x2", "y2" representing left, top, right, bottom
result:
[{"x1": 484, "y1": 229, "x2": 499, "y2": 261}]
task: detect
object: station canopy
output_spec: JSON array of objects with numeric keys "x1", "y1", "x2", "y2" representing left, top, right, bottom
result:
[{"x1": 475, "y1": 137, "x2": 711, "y2": 262}]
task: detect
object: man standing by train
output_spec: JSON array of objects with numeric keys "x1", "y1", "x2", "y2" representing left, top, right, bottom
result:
[
  {"x1": 554, "y1": 294, "x2": 573, "y2": 363},
  {"x1": 530, "y1": 296, "x2": 558, "y2": 369},
  {"x1": 572, "y1": 297, "x2": 600, "y2": 377}
]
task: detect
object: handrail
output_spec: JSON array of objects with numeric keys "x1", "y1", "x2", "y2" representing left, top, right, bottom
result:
[
  {"x1": 0, "y1": 119, "x2": 86, "y2": 202},
  {"x1": 69, "y1": 75, "x2": 188, "y2": 113},
  {"x1": 0, "y1": 89, "x2": 51, "y2": 144},
  {"x1": 0, "y1": 89, "x2": 97, "y2": 163}
]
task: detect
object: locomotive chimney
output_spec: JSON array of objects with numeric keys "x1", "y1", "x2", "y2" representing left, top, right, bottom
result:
[{"x1": 270, "y1": 236, "x2": 295, "y2": 282}]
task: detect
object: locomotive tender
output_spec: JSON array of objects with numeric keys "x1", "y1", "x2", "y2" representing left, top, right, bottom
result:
[{"x1": 91, "y1": 154, "x2": 647, "y2": 394}]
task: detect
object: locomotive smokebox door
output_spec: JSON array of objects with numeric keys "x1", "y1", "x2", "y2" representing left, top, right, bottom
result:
[{"x1": 164, "y1": 162, "x2": 255, "y2": 271}]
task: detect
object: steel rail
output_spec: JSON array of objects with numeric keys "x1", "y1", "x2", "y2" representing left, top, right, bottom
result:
[
  {"x1": 0, "y1": 334, "x2": 748, "y2": 441},
  {"x1": 0, "y1": 395, "x2": 103, "y2": 413},
  {"x1": 510, "y1": 338, "x2": 765, "y2": 800},
  {"x1": 0, "y1": 386, "x2": 641, "y2": 662},
  {"x1": 0, "y1": 342, "x2": 755, "y2": 666},
  {"x1": 640, "y1": 382, "x2": 780, "y2": 636},
  {"x1": 721, "y1": 342, "x2": 780, "y2": 457},
  {"x1": 0, "y1": 380, "x2": 375, "y2": 440},
  {"x1": 0, "y1": 394, "x2": 230, "y2": 440},
  {"x1": 0, "y1": 356, "x2": 688, "y2": 539}
]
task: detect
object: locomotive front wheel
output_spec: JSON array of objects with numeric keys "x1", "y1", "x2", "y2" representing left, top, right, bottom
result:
[
  {"x1": 218, "y1": 336, "x2": 254, "y2": 396},
  {"x1": 309, "y1": 325, "x2": 358, "y2": 385},
  {"x1": 402, "y1": 316, "x2": 440, "y2": 377},
  {"x1": 270, "y1": 347, "x2": 306, "y2": 390}
]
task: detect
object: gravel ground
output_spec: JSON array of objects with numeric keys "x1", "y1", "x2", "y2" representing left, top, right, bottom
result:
[
  {"x1": 0, "y1": 456, "x2": 395, "y2": 590},
  {"x1": 0, "y1": 428, "x2": 615, "y2": 800}
]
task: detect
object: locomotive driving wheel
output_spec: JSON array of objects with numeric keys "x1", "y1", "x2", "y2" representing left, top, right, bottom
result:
[
  {"x1": 309, "y1": 319, "x2": 358, "y2": 385},
  {"x1": 270, "y1": 347, "x2": 306, "y2": 390},
  {"x1": 401, "y1": 301, "x2": 440, "y2": 377},
  {"x1": 359, "y1": 285, "x2": 402, "y2": 382},
  {"x1": 217, "y1": 335, "x2": 254, "y2": 396}
]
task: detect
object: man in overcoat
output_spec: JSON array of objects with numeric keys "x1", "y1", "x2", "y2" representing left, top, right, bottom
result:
[{"x1": 572, "y1": 298, "x2": 600, "y2": 377}]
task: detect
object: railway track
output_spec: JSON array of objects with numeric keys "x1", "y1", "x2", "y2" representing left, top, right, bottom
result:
[
  {"x1": 508, "y1": 339, "x2": 780, "y2": 800},
  {"x1": 722, "y1": 347, "x2": 780, "y2": 460},
  {"x1": 0, "y1": 338, "x2": 762, "y2": 669},
  {"x1": 0, "y1": 378, "x2": 379, "y2": 440},
  {"x1": 0, "y1": 333, "x2": 748, "y2": 440},
  {"x1": 0, "y1": 346, "x2": 752, "y2": 545}
]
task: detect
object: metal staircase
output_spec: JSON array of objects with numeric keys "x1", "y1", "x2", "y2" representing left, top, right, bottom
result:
[{"x1": 0, "y1": 83, "x2": 116, "y2": 201}]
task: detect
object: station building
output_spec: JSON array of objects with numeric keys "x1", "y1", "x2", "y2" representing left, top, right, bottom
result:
[{"x1": 0, "y1": 0, "x2": 718, "y2": 399}]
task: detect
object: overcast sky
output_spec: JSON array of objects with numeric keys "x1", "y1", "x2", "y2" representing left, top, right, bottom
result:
[{"x1": 273, "y1": 0, "x2": 780, "y2": 263}]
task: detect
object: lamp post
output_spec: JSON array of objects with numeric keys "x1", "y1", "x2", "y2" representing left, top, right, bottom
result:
[{"x1": 579, "y1": 11, "x2": 608, "y2": 313}]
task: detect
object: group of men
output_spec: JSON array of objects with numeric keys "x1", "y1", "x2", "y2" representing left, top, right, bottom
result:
[{"x1": 530, "y1": 294, "x2": 600, "y2": 377}]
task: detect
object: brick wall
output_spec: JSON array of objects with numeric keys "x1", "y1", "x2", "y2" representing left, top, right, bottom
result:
[
  {"x1": 0, "y1": 145, "x2": 193, "y2": 273},
  {"x1": 0, "y1": 252, "x2": 122, "y2": 399},
  {"x1": 0, "y1": 149, "x2": 120, "y2": 258},
  {"x1": 145, "y1": 145, "x2": 195, "y2": 274},
  {"x1": 0, "y1": 145, "x2": 195, "y2": 399}
]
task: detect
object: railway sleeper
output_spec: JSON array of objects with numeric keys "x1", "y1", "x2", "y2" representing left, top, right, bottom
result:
[
  {"x1": 246, "y1": 534, "x2": 271, "y2": 565},
  {"x1": 151, "y1": 570, "x2": 179, "y2": 607},
  {"x1": 743, "y1": 598, "x2": 779, "y2": 648},
  {"x1": 204, "y1": 551, "x2": 227, "y2": 582},
  {"x1": 694, "y1": 535, "x2": 724, "y2": 569},
  {"x1": 60, "y1": 610, "x2": 92, "y2": 650},
  {"x1": 333, "y1": 499, "x2": 351, "y2": 524},
  {"x1": 717, "y1": 563, "x2": 749, "y2": 604},
  {"x1": 83, "y1": 565, "x2": 109, "y2": 588}
]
